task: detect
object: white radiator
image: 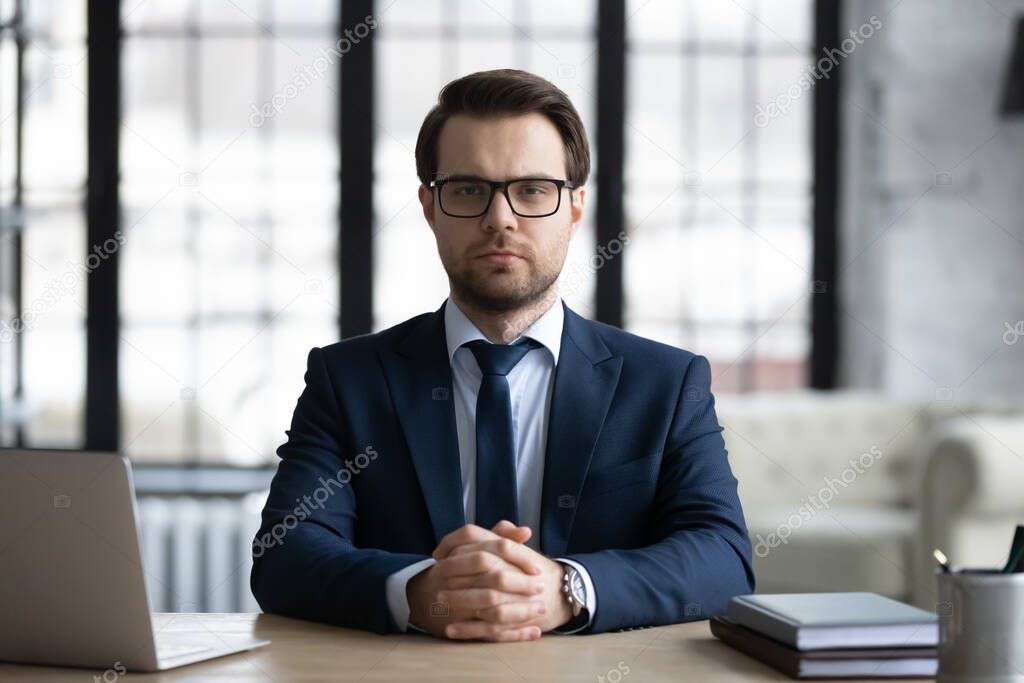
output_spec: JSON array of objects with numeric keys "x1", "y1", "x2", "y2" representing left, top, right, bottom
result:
[{"x1": 136, "y1": 493, "x2": 266, "y2": 613}]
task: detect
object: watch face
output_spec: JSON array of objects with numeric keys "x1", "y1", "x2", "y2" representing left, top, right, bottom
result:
[{"x1": 569, "y1": 570, "x2": 585, "y2": 603}]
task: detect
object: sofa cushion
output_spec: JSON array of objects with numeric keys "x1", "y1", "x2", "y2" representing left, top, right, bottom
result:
[
  {"x1": 715, "y1": 391, "x2": 929, "y2": 507},
  {"x1": 746, "y1": 505, "x2": 917, "y2": 599}
]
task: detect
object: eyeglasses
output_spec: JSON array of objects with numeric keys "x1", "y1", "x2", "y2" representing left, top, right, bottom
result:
[{"x1": 428, "y1": 176, "x2": 576, "y2": 218}]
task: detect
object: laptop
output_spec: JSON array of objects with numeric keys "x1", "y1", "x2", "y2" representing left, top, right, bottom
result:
[{"x1": 0, "y1": 449, "x2": 270, "y2": 671}]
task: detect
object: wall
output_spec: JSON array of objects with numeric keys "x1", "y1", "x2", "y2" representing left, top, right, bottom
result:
[{"x1": 840, "y1": 0, "x2": 1024, "y2": 401}]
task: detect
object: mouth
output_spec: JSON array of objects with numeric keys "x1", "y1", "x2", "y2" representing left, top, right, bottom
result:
[{"x1": 476, "y1": 250, "x2": 522, "y2": 265}]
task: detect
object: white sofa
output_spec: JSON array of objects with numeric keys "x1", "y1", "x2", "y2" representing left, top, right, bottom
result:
[
  {"x1": 916, "y1": 413, "x2": 1024, "y2": 606},
  {"x1": 717, "y1": 390, "x2": 1024, "y2": 609},
  {"x1": 716, "y1": 391, "x2": 938, "y2": 604}
]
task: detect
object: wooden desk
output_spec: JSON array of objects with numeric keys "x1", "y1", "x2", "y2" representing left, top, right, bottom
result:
[{"x1": 0, "y1": 613, "x2": 934, "y2": 682}]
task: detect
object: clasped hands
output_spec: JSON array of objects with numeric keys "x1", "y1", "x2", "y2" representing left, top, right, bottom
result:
[{"x1": 406, "y1": 520, "x2": 574, "y2": 642}]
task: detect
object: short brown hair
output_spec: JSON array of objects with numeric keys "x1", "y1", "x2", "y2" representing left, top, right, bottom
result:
[{"x1": 414, "y1": 69, "x2": 590, "y2": 188}]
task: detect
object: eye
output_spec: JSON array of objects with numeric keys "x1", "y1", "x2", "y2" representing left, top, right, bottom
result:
[
  {"x1": 516, "y1": 183, "x2": 550, "y2": 196},
  {"x1": 450, "y1": 182, "x2": 486, "y2": 196}
]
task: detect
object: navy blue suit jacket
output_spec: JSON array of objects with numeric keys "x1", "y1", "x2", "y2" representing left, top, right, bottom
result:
[{"x1": 251, "y1": 301, "x2": 754, "y2": 634}]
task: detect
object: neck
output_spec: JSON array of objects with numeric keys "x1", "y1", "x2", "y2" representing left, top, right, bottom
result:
[{"x1": 451, "y1": 287, "x2": 559, "y2": 344}]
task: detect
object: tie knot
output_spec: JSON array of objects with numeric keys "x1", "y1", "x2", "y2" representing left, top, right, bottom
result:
[{"x1": 465, "y1": 338, "x2": 542, "y2": 376}]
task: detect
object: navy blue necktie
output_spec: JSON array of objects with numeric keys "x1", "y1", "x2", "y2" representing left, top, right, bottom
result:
[{"x1": 465, "y1": 337, "x2": 542, "y2": 530}]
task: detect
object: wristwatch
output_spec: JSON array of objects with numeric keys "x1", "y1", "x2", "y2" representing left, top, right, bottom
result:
[{"x1": 559, "y1": 562, "x2": 589, "y2": 629}]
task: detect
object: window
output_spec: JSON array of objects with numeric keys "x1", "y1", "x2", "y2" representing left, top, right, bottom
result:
[
  {"x1": 623, "y1": 0, "x2": 814, "y2": 391},
  {"x1": 1, "y1": 0, "x2": 829, "y2": 465},
  {"x1": 119, "y1": 2, "x2": 339, "y2": 463},
  {"x1": 0, "y1": 0, "x2": 87, "y2": 448}
]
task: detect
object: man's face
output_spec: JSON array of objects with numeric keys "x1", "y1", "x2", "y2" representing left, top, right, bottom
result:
[{"x1": 418, "y1": 112, "x2": 585, "y2": 313}]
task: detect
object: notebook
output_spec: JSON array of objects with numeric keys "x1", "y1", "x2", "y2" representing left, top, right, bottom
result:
[
  {"x1": 711, "y1": 617, "x2": 937, "y2": 679},
  {"x1": 726, "y1": 593, "x2": 938, "y2": 651}
]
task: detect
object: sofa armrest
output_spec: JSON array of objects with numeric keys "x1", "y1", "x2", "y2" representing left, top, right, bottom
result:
[
  {"x1": 912, "y1": 414, "x2": 1024, "y2": 608},
  {"x1": 922, "y1": 415, "x2": 1024, "y2": 518}
]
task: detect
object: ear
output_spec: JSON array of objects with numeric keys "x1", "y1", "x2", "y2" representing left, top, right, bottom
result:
[
  {"x1": 568, "y1": 186, "x2": 585, "y2": 241},
  {"x1": 419, "y1": 184, "x2": 437, "y2": 234}
]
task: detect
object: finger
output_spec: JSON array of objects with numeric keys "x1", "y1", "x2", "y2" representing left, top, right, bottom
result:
[
  {"x1": 474, "y1": 599, "x2": 547, "y2": 625},
  {"x1": 445, "y1": 620, "x2": 542, "y2": 641},
  {"x1": 448, "y1": 538, "x2": 542, "y2": 575},
  {"x1": 434, "y1": 550, "x2": 506, "y2": 579},
  {"x1": 491, "y1": 520, "x2": 517, "y2": 534},
  {"x1": 434, "y1": 524, "x2": 495, "y2": 560},
  {"x1": 490, "y1": 625, "x2": 543, "y2": 642},
  {"x1": 445, "y1": 569, "x2": 544, "y2": 595},
  {"x1": 491, "y1": 521, "x2": 532, "y2": 544},
  {"x1": 437, "y1": 586, "x2": 542, "y2": 611}
]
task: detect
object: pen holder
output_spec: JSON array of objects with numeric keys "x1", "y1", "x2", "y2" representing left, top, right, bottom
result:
[{"x1": 936, "y1": 568, "x2": 1024, "y2": 683}]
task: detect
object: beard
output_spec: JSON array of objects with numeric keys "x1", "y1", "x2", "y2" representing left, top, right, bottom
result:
[{"x1": 446, "y1": 256, "x2": 560, "y2": 314}]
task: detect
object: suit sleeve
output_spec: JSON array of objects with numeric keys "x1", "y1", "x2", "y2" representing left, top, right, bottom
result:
[
  {"x1": 250, "y1": 347, "x2": 431, "y2": 634},
  {"x1": 564, "y1": 354, "x2": 755, "y2": 633}
]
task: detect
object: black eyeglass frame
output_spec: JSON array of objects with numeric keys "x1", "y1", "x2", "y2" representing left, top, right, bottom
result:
[{"x1": 428, "y1": 176, "x2": 578, "y2": 218}]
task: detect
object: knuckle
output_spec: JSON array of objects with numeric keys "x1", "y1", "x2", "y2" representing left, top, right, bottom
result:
[
  {"x1": 508, "y1": 627, "x2": 532, "y2": 642},
  {"x1": 494, "y1": 572, "x2": 514, "y2": 591}
]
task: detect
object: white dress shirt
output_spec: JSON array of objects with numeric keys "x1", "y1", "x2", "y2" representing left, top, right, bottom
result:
[{"x1": 384, "y1": 296, "x2": 596, "y2": 633}]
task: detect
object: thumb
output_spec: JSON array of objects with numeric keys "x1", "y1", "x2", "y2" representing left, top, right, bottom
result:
[{"x1": 491, "y1": 520, "x2": 532, "y2": 543}]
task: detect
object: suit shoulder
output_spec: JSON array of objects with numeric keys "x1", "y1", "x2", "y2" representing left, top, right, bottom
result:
[
  {"x1": 583, "y1": 317, "x2": 701, "y2": 369},
  {"x1": 315, "y1": 311, "x2": 433, "y2": 362}
]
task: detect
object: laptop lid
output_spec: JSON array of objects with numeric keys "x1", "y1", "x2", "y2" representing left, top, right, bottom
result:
[{"x1": 0, "y1": 449, "x2": 160, "y2": 670}]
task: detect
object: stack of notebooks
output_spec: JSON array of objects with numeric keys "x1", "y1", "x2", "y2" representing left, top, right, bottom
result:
[{"x1": 711, "y1": 592, "x2": 938, "y2": 679}]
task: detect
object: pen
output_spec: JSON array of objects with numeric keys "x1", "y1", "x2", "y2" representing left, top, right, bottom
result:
[{"x1": 1002, "y1": 525, "x2": 1024, "y2": 573}]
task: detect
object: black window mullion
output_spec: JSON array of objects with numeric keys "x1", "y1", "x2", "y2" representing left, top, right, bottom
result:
[
  {"x1": 10, "y1": 0, "x2": 27, "y2": 447},
  {"x1": 339, "y1": 0, "x2": 375, "y2": 337},
  {"x1": 85, "y1": 0, "x2": 121, "y2": 451},
  {"x1": 811, "y1": 0, "x2": 841, "y2": 389},
  {"x1": 595, "y1": 0, "x2": 626, "y2": 328}
]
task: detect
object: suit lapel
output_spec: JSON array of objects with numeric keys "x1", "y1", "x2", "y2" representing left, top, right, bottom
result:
[
  {"x1": 540, "y1": 303, "x2": 623, "y2": 557},
  {"x1": 378, "y1": 300, "x2": 623, "y2": 554},
  {"x1": 378, "y1": 302, "x2": 466, "y2": 545}
]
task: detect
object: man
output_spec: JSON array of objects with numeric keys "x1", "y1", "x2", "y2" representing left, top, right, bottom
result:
[{"x1": 251, "y1": 69, "x2": 754, "y2": 642}]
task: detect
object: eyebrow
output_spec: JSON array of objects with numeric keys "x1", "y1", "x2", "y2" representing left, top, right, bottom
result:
[{"x1": 439, "y1": 173, "x2": 559, "y2": 182}]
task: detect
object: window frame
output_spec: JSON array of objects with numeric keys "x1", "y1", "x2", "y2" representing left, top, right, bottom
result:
[{"x1": 0, "y1": 0, "x2": 840, "y2": 492}]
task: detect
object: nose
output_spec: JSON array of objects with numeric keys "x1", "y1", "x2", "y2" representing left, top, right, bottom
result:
[{"x1": 481, "y1": 186, "x2": 518, "y2": 232}]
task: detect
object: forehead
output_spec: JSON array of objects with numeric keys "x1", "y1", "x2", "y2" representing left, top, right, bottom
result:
[{"x1": 436, "y1": 112, "x2": 567, "y2": 179}]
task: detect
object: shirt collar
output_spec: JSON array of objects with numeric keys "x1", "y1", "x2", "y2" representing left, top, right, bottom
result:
[{"x1": 444, "y1": 296, "x2": 564, "y2": 365}]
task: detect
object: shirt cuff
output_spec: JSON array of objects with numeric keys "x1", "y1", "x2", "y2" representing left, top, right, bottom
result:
[
  {"x1": 551, "y1": 557, "x2": 596, "y2": 634},
  {"x1": 385, "y1": 558, "x2": 437, "y2": 632}
]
